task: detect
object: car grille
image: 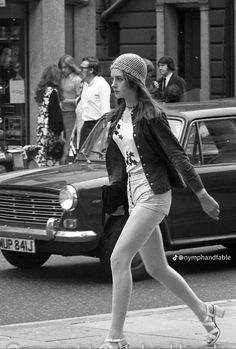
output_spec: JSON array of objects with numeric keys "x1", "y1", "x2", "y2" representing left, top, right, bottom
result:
[{"x1": 0, "y1": 190, "x2": 63, "y2": 226}]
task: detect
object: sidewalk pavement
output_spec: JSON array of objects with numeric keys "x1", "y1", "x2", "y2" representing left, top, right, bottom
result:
[{"x1": 0, "y1": 299, "x2": 235, "y2": 349}]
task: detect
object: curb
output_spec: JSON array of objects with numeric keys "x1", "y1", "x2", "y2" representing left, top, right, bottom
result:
[{"x1": 1, "y1": 298, "x2": 235, "y2": 328}]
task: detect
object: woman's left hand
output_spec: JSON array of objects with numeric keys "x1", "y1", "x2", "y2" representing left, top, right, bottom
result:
[{"x1": 196, "y1": 189, "x2": 220, "y2": 221}]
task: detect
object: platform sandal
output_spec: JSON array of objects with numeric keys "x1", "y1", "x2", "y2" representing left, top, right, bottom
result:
[
  {"x1": 99, "y1": 337, "x2": 129, "y2": 349},
  {"x1": 202, "y1": 303, "x2": 225, "y2": 346}
]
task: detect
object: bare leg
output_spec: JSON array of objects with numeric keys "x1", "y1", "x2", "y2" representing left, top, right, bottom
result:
[
  {"x1": 105, "y1": 205, "x2": 221, "y2": 345},
  {"x1": 139, "y1": 225, "x2": 207, "y2": 322},
  {"x1": 107, "y1": 205, "x2": 165, "y2": 339}
]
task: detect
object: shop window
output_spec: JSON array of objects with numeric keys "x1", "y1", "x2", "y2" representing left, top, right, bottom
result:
[{"x1": 0, "y1": 18, "x2": 25, "y2": 153}]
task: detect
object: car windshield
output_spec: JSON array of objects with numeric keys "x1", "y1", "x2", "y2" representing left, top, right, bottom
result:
[
  {"x1": 77, "y1": 117, "x2": 110, "y2": 162},
  {"x1": 77, "y1": 115, "x2": 183, "y2": 162}
]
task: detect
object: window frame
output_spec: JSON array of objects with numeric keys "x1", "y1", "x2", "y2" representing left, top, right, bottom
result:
[{"x1": 185, "y1": 116, "x2": 236, "y2": 166}]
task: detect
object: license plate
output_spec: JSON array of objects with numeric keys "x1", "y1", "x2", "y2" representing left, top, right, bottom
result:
[{"x1": 0, "y1": 237, "x2": 35, "y2": 253}]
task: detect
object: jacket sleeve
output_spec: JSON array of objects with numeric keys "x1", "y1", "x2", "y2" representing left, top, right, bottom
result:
[
  {"x1": 48, "y1": 90, "x2": 64, "y2": 135},
  {"x1": 149, "y1": 112, "x2": 204, "y2": 193}
]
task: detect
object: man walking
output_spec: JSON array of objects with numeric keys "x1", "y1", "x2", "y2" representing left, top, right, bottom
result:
[
  {"x1": 78, "y1": 56, "x2": 111, "y2": 148},
  {"x1": 152, "y1": 56, "x2": 186, "y2": 103}
]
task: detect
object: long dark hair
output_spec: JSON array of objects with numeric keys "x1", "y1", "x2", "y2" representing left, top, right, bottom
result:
[
  {"x1": 114, "y1": 71, "x2": 163, "y2": 123},
  {"x1": 34, "y1": 64, "x2": 64, "y2": 104}
]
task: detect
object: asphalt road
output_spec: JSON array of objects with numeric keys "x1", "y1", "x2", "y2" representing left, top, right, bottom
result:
[{"x1": 0, "y1": 244, "x2": 235, "y2": 325}]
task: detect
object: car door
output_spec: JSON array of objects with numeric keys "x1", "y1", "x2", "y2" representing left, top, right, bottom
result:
[{"x1": 168, "y1": 116, "x2": 236, "y2": 246}]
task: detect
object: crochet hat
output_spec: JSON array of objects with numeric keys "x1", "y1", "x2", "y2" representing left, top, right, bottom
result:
[{"x1": 111, "y1": 53, "x2": 147, "y2": 85}]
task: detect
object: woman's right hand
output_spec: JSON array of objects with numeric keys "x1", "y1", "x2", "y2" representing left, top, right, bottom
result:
[{"x1": 196, "y1": 189, "x2": 220, "y2": 221}]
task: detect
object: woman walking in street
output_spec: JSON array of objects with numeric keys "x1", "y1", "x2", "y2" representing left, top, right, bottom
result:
[{"x1": 100, "y1": 53, "x2": 225, "y2": 349}]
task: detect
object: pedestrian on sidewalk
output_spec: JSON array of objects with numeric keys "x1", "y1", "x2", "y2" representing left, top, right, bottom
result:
[
  {"x1": 34, "y1": 64, "x2": 64, "y2": 167},
  {"x1": 152, "y1": 55, "x2": 186, "y2": 103},
  {"x1": 58, "y1": 54, "x2": 82, "y2": 164},
  {"x1": 100, "y1": 53, "x2": 225, "y2": 349},
  {"x1": 77, "y1": 56, "x2": 111, "y2": 149}
]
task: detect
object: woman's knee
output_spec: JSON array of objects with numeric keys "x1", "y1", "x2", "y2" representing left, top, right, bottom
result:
[{"x1": 110, "y1": 248, "x2": 132, "y2": 273}]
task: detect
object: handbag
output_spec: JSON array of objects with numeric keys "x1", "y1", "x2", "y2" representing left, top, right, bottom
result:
[
  {"x1": 102, "y1": 183, "x2": 128, "y2": 226},
  {"x1": 45, "y1": 137, "x2": 65, "y2": 160},
  {"x1": 102, "y1": 183, "x2": 128, "y2": 215}
]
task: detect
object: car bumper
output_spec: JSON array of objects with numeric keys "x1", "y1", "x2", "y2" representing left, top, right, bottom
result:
[{"x1": 0, "y1": 218, "x2": 97, "y2": 243}]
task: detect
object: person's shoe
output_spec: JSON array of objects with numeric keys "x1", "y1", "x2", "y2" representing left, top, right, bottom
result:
[
  {"x1": 99, "y1": 337, "x2": 129, "y2": 349},
  {"x1": 202, "y1": 303, "x2": 225, "y2": 346}
]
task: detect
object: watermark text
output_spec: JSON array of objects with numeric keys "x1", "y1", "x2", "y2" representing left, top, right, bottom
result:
[{"x1": 172, "y1": 253, "x2": 231, "y2": 262}]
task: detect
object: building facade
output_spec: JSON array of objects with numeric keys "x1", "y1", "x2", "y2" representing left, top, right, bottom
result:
[
  {"x1": 96, "y1": 0, "x2": 235, "y2": 101},
  {"x1": 0, "y1": 0, "x2": 235, "y2": 150},
  {"x1": 0, "y1": 0, "x2": 95, "y2": 148}
]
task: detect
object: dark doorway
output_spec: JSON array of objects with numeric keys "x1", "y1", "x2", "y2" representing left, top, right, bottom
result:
[{"x1": 178, "y1": 8, "x2": 200, "y2": 94}]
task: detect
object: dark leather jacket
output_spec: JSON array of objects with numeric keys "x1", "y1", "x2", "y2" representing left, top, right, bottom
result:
[{"x1": 105, "y1": 105, "x2": 204, "y2": 195}]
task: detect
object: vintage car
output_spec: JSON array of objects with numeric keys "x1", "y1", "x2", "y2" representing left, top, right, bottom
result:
[{"x1": 0, "y1": 99, "x2": 236, "y2": 281}]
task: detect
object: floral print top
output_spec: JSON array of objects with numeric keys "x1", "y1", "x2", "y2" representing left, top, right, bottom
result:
[
  {"x1": 113, "y1": 116, "x2": 142, "y2": 174},
  {"x1": 35, "y1": 87, "x2": 63, "y2": 167}
]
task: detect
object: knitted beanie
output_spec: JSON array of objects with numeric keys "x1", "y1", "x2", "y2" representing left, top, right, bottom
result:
[{"x1": 111, "y1": 53, "x2": 147, "y2": 85}]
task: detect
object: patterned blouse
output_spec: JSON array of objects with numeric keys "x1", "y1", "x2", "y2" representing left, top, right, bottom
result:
[
  {"x1": 35, "y1": 87, "x2": 64, "y2": 167},
  {"x1": 113, "y1": 115, "x2": 142, "y2": 174}
]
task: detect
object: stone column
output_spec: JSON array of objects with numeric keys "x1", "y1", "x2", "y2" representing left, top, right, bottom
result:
[
  {"x1": 74, "y1": 1, "x2": 96, "y2": 64},
  {"x1": 28, "y1": 0, "x2": 65, "y2": 144},
  {"x1": 155, "y1": 0, "x2": 165, "y2": 75},
  {"x1": 200, "y1": 0, "x2": 210, "y2": 100}
]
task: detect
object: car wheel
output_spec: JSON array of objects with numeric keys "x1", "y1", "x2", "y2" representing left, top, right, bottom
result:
[
  {"x1": 1, "y1": 250, "x2": 50, "y2": 269},
  {"x1": 99, "y1": 215, "x2": 149, "y2": 281}
]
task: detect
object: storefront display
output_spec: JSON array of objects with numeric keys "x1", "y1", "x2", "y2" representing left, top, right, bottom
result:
[{"x1": 0, "y1": 17, "x2": 25, "y2": 155}]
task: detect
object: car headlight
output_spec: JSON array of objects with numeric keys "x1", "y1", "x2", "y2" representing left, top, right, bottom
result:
[{"x1": 59, "y1": 185, "x2": 78, "y2": 211}]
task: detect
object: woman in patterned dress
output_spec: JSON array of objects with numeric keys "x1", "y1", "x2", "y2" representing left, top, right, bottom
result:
[{"x1": 34, "y1": 64, "x2": 64, "y2": 167}]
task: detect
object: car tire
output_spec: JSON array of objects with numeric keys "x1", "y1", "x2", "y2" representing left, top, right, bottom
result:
[
  {"x1": 1, "y1": 250, "x2": 50, "y2": 269},
  {"x1": 99, "y1": 215, "x2": 149, "y2": 281}
]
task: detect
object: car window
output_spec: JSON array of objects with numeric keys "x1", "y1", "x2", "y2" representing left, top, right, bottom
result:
[
  {"x1": 186, "y1": 118, "x2": 236, "y2": 165},
  {"x1": 168, "y1": 118, "x2": 183, "y2": 140}
]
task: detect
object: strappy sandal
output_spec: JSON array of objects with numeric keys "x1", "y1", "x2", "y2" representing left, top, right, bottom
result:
[
  {"x1": 202, "y1": 303, "x2": 225, "y2": 346},
  {"x1": 99, "y1": 337, "x2": 129, "y2": 349}
]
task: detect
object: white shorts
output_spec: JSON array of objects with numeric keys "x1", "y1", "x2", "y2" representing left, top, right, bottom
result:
[{"x1": 127, "y1": 168, "x2": 171, "y2": 216}]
